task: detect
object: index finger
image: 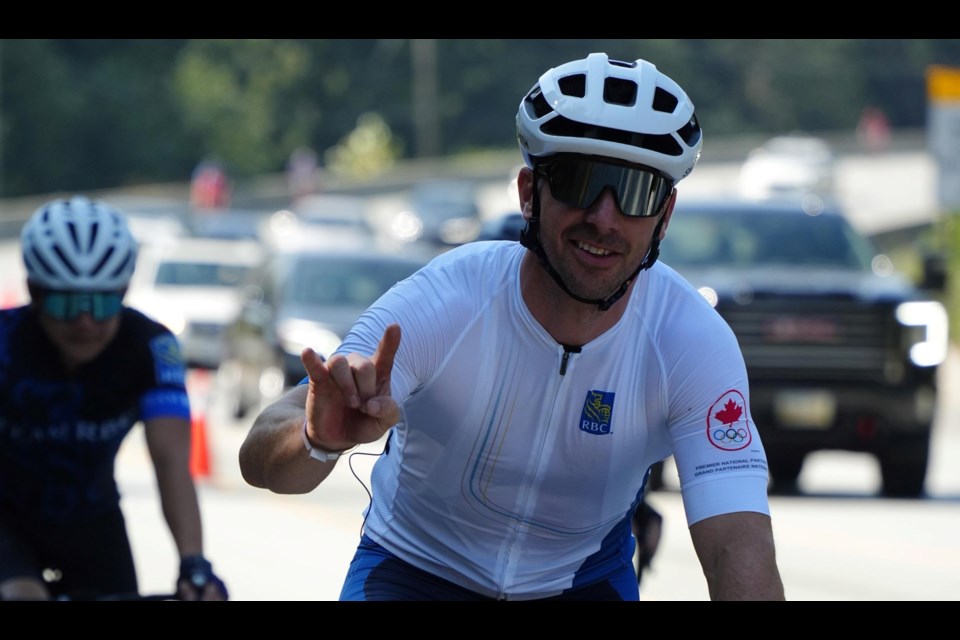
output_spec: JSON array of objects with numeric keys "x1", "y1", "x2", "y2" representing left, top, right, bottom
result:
[{"x1": 373, "y1": 323, "x2": 401, "y2": 395}]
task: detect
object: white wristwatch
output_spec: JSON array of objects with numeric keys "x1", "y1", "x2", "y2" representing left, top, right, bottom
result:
[{"x1": 301, "y1": 419, "x2": 347, "y2": 462}]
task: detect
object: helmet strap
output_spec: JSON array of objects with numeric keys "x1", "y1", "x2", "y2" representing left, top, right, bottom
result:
[{"x1": 520, "y1": 172, "x2": 663, "y2": 312}]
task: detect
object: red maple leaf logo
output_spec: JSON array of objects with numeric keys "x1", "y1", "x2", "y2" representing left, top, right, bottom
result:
[{"x1": 715, "y1": 399, "x2": 743, "y2": 425}]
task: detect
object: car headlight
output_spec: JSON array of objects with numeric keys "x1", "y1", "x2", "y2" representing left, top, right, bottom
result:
[
  {"x1": 896, "y1": 300, "x2": 948, "y2": 367},
  {"x1": 389, "y1": 210, "x2": 423, "y2": 242},
  {"x1": 278, "y1": 319, "x2": 343, "y2": 360}
]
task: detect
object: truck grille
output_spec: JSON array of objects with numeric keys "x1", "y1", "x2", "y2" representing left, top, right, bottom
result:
[{"x1": 717, "y1": 296, "x2": 898, "y2": 383}]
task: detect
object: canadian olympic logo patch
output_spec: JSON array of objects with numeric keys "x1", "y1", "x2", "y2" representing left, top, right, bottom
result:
[{"x1": 706, "y1": 389, "x2": 752, "y2": 451}]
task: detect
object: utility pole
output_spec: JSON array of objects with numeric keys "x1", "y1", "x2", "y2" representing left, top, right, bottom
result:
[{"x1": 411, "y1": 39, "x2": 441, "y2": 159}]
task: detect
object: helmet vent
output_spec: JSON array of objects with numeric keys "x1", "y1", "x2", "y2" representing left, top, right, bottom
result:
[
  {"x1": 558, "y1": 74, "x2": 586, "y2": 98},
  {"x1": 677, "y1": 115, "x2": 702, "y2": 147},
  {"x1": 603, "y1": 78, "x2": 637, "y2": 107},
  {"x1": 93, "y1": 246, "x2": 116, "y2": 278},
  {"x1": 526, "y1": 88, "x2": 552, "y2": 119},
  {"x1": 66, "y1": 221, "x2": 81, "y2": 252},
  {"x1": 652, "y1": 87, "x2": 679, "y2": 114},
  {"x1": 52, "y1": 245, "x2": 80, "y2": 277},
  {"x1": 109, "y1": 251, "x2": 135, "y2": 282},
  {"x1": 26, "y1": 247, "x2": 55, "y2": 281},
  {"x1": 87, "y1": 220, "x2": 100, "y2": 252}
]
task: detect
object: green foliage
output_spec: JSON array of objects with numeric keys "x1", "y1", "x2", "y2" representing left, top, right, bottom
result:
[
  {"x1": 324, "y1": 113, "x2": 402, "y2": 179},
  {"x1": 172, "y1": 39, "x2": 314, "y2": 177},
  {"x1": 941, "y1": 214, "x2": 960, "y2": 343},
  {"x1": 4, "y1": 39, "x2": 960, "y2": 197}
]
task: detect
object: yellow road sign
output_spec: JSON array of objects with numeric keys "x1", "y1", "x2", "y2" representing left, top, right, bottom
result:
[{"x1": 928, "y1": 65, "x2": 960, "y2": 103}]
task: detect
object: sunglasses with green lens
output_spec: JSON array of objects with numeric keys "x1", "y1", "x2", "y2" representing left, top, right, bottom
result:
[{"x1": 39, "y1": 290, "x2": 125, "y2": 322}]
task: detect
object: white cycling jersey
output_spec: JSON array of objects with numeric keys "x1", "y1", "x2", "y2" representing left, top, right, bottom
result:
[{"x1": 334, "y1": 240, "x2": 771, "y2": 600}]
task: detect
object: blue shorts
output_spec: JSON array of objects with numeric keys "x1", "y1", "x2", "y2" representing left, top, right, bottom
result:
[{"x1": 339, "y1": 534, "x2": 639, "y2": 601}]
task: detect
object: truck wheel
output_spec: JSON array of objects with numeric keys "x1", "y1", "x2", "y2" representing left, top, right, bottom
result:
[
  {"x1": 878, "y1": 435, "x2": 930, "y2": 498},
  {"x1": 768, "y1": 452, "x2": 805, "y2": 494}
]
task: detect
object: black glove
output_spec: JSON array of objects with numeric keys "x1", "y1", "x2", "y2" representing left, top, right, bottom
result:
[{"x1": 178, "y1": 555, "x2": 229, "y2": 600}]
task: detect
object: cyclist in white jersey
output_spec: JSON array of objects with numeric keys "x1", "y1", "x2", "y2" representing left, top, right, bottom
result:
[{"x1": 240, "y1": 52, "x2": 785, "y2": 601}]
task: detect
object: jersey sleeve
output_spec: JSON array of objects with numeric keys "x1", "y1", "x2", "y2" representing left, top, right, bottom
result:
[
  {"x1": 139, "y1": 332, "x2": 191, "y2": 421},
  {"x1": 656, "y1": 288, "x2": 772, "y2": 526}
]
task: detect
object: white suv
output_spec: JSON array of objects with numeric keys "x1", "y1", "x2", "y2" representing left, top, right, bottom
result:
[{"x1": 126, "y1": 237, "x2": 266, "y2": 369}]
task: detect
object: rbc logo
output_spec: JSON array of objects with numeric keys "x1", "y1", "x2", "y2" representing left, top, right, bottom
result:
[
  {"x1": 579, "y1": 390, "x2": 614, "y2": 435},
  {"x1": 150, "y1": 334, "x2": 186, "y2": 386}
]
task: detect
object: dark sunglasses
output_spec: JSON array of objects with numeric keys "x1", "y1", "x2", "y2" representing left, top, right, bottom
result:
[
  {"x1": 536, "y1": 155, "x2": 674, "y2": 218},
  {"x1": 38, "y1": 290, "x2": 125, "y2": 322}
]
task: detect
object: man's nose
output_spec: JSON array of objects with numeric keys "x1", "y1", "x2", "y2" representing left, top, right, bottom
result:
[
  {"x1": 69, "y1": 311, "x2": 102, "y2": 327},
  {"x1": 583, "y1": 188, "x2": 624, "y2": 226}
]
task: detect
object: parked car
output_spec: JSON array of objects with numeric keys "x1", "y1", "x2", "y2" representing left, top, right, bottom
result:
[
  {"x1": 186, "y1": 208, "x2": 272, "y2": 241},
  {"x1": 738, "y1": 135, "x2": 837, "y2": 201},
  {"x1": 262, "y1": 194, "x2": 379, "y2": 252},
  {"x1": 125, "y1": 237, "x2": 267, "y2": 369},
  {"x1": 220, "y1": 245, "x2": 432, "y2": 418},
  {"x1": 657, "y1": 197, "x2": 947, "y2": 497},
  {"x1": 477, "y1": 212, "x2": 526, "y2": 241},
  {"x1": 386, "y1": 179, "x2": 482, "y2": 248}
]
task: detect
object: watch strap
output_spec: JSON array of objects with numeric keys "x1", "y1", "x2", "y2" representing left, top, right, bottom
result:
[{"x1": 301, "y1": 418, "x2": 347, "y2": 462}]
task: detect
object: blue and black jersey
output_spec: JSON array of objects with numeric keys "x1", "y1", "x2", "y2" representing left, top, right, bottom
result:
[{"x1": 0, "y1": 306, "x2": 191, "y2": 524}]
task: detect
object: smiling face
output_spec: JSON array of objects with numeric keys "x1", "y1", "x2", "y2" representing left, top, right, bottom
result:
[{"x1": 517, "y1": 165, "x2": 675, "y2": 305}]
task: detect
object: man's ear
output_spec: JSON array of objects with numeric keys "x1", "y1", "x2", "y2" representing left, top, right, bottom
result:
[{"x1": 517, "y1": 167, "x2": 535, "y2": 221}]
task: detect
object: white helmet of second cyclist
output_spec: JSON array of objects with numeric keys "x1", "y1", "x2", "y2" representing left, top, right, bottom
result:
[
  {"x1": 20, "y1": 196, "x2": 139, "y2": 291},
  {"x1": 516, "y1": 52, "x2": 703, "y2": 183}
]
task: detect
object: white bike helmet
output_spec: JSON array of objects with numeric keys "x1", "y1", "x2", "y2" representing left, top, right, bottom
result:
[
  {"x1": 21, "y1": 196, "x2": 138, "y2": 291},
  {"x1": 516, "y1": 52, "x2": 702, "y2": 183}
]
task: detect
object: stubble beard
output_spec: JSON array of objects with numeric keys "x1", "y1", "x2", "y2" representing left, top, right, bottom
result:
[{"x1": 541, "y1": 234, "x2": 637, "y2": 304}]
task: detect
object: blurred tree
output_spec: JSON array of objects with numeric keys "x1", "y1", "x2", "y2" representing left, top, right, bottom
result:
[
  {"x1": 172, "y1": 39, "x2": 314, "y2": 178},
  {"x1": 4, "y1": 38, "x2": 960, "y2": 197},
  {"x1": 324, "y1": 112, "x2": 401, "y2": 179},
  {"x1": 2, "y1": 39, "x2": 192, "y2": 195}
]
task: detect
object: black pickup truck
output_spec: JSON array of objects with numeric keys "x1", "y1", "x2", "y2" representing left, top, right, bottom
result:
[{"x1": 659, "y1": 197, "x2": 948, "y2": 497}]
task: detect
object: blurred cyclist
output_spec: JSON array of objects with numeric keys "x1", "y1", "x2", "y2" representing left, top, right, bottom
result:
[
  {"x1": 0, "y1": 196, "x2": 227, "y2": 601},
  {"x1": 240, "y1": 53, "x2": 784, "y2": 600}
]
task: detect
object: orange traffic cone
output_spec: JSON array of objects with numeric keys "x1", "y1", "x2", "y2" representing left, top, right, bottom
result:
[
  {"x1": 190, "y1": 411, "x2": 212, "y2": 479},
  {"x1": 186, "y1": 368, "x2": 213, "y2": 480},
  {"x1": 1, "y1": 286, "x2": 21, "y2": 310}
]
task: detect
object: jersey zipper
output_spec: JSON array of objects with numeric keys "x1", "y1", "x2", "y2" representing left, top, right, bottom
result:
[
  {"x1": 496, "y1": 345, "x2": 577, "y2": 599},
  {"x1": 559, "y1": 343, "x2": 582, "y2": 375}
]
